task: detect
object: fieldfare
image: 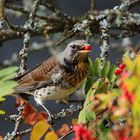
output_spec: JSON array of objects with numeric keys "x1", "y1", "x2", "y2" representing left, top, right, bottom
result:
[{"x1": 15, "y1": 40, "x2": 92, "y2": 121}]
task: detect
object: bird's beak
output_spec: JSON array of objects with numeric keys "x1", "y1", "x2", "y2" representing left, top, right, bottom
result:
[{"x1": 79, "y1": 44, "x2": 92, "y2": 53}]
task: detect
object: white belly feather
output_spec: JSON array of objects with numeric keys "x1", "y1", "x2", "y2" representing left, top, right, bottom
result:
[{"x1": 33, "y1": 82, "x2": 81, "y2": 104}]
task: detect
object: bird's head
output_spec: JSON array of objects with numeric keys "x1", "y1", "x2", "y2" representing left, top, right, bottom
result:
[{"x1": 63, "y1": 40, "x2": 92, "y2": 64}]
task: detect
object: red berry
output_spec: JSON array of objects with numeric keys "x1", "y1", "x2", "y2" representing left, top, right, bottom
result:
[
  {"x1": 119, "y1": 63, "x2": 126, "y2": 69},
  {"x1": 114, "y1": 68, "x2": 122, "y2": 75},
  {"x1": 84, "y1": 45, "x2": 92, "y2": 51}
]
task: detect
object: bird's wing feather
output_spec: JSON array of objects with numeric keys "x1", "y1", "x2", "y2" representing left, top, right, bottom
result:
[
  {"x1": 15, "y1": 56, "x2": 58, "y2": 93},
  {"x1": 13, "y1": 63, "x2": 41, "y2": 81}
]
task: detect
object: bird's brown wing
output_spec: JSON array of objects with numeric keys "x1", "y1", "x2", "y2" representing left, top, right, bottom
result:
[{"x1": 15, "y1": 56, "x2": 57, "y2": 93}]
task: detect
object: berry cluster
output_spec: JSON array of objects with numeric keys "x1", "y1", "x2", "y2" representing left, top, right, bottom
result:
[
  {"x1": 114, "y1": 63, "x2": 126, "y2": 75},
  {"x1": 72, "y1": 124, "x2": 96, "y2": 140}
]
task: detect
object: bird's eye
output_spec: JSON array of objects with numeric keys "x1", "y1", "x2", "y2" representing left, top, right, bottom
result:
[{"x1": 71, "y1": 45, "x2": 77, "y2": 50}]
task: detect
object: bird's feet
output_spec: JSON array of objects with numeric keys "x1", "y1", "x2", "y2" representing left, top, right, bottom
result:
[
  {"x1": 56, "y1": 97, "x2": 69, "y2": 104},
  {"x1": 40, "y1": 103, "x2": 54, "y2": 124},
  {"x1": 47, "y1": 112, "x2": 55, "y2": 124}
]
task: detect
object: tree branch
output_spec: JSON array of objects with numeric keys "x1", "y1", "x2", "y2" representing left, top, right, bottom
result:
[
  {"x1": 18, "y1": 0, "x2": 41, "y2": 75},
  {"x1": 53, "y1": 104, "x2": 82, "y2": 122},
  {"x1": 4, "y1": 105, "x2": 24, "y2": 140},
  {"x1": 99, "y1": 19, "x2": 110, "y2": 62}
]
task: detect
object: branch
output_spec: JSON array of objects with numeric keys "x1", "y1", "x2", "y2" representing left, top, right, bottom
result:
[
  {"x1": 40, "y1": 1, "x2": 70, "y2": 20},
  {"x1": 128, "y1": 0, "x2": 140, "y2": 10},
  {"x1": 53, "y1": 104, "x2": 82, "y2": 122},
  {"x1": 110, "y1": 31, "x2": 139, "y2": 40},
  {"x1": 17, "y1": 128, "x2": 31, "y2": 138},
  {"x1": 58, "y1": 127, "x2": 73, "y2": 140},
  {"x1": 119, "y1": 0, "x2": 140, "y2": 11},
  {"x1": 18, "y1": 0, "x2": 41, "y2": 75},
  {"x1": 55, "y1": 29, "x2": 77, "y2": 46},
  {"x1": 99, "y1": 19, "x2": 110, "y2": 62},
  {"x1": 4, "y1": 105, "x2": 24, "y2": 140},
  {"x1": 0, "y1": 1, "x2": 139, "y2": 45},
  {"x1": 0, "y1": 0, "x2": 4, "y2": 19},
  {"x1": 90, "y1": 0, "x2": 96, "y2": 13},
  {"x1": 0, "y1": 29, "x2": 22, "y2": 43}
]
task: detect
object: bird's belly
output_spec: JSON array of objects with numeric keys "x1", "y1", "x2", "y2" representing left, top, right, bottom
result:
[{"x1": 33, "y1": 84, "x2": 80, "y2": 101}]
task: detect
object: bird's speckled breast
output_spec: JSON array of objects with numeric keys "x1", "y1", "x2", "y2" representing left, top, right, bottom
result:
[
  {"x1": 33, "y1": 82, "x2": 82, "y2": 103},
  {"x1": 33, "y1": 61, "x2": 88, "y2": 104}
]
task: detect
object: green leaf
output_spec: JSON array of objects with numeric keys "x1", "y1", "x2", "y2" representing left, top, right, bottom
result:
[
  {"x1": 125, "y1": 75, "x2": 139, "y2": 92},
  {"x1": 108, "y1": 65, "x2": 116, "y2": 82},
  {"x1": 78, "y1": 110, "x2": 87, "y2": 123},
  {"x1": 135, "y1": 83, "x2": 140, "y2": 99},
  {"x1": 84, "y1": 87, "x2": 94, "y2": 107},
  {"x1": 95, "y1": 80, "x2": 109, "y2": 93},
  {"x1": 0, "y1": 109, "x2": 6, "y2": 115},
  {"x1": 0, "y1": 67, "x2": 18, "y2": 80},
  {"x1": 123, "y1": 51, "x2": 130, "y2": 60},
  {"x1": 94, "y1": 58, "x2": 101, "y2": 77},
  {"x1": 0, "y1": 97, "x2": 5, "y2": 102},
  {"x1": 1, "y1": 73, "x2": 17, "y2": 82},
  {"x1": 111, "y1": 88, "x2": 121, "y2": 96},
  {"x1": 0, "y1": 81, "x2": 17, "y2": 97},
  {"x1": 85, "y1": 78, "x2": 93, "y2": 93},
  {"x1": 101, "y1": 61, "x2": 110, "y2": 78},
  {"x1": 88, "y1": 57, "x2": 94, "y2": 76},
  {"x1": 85, "y1": 108, "x2": 96, "y2": 121},
  {"x1": 99, "y1": 123, "x2": 109, "y2": 140}
]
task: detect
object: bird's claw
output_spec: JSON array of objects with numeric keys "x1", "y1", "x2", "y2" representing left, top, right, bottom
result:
[{"x1": 47, "y1": 113, "x2": 55, "y2": 124}]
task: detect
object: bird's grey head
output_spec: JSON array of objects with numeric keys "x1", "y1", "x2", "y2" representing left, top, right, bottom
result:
[{"x1": 57, "y1": 40, "x2": 92, "y2": 65}]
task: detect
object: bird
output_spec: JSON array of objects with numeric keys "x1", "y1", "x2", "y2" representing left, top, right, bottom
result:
[{"x1": 15, "y1": 40, "x2": 92, "y2": 122}]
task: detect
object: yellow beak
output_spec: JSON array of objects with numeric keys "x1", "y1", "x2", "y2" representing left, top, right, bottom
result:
[{"x1": 78, "y1": 50, "x2": 91, "y2": 53}]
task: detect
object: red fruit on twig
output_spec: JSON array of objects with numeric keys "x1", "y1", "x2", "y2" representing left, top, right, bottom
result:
[
  {"x1": 119, "y1": 63, "x2": 126, "y2": 69},
  {"x1": 114, "y1": 68, "x2": 122, "y2": 75}
]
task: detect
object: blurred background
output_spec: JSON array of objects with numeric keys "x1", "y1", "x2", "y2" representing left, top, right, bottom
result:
[{"x1": 0, "y1": 0, "x2": 139, "y2": 139}]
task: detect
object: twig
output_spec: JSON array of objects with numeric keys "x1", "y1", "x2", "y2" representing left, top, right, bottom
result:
[
  {"x1": 18, "y1": 0, "x2": 41, "y2": 75},
  {"x1": 0, "y1": 0, "x2": 4, "y2": 19},
  {"x1": 53, "y1": 104, "x2": 83, "y2": 121},
  {"x1": 99, "y1": 19, "x2": 110, "y2": 62},
  {"x1": 58, "y1": 127, "x2": 73, "y2": 140},
  {"x1": 4, "y1": 105, "x2": 24, "y2": 140},
  {"x1": 0, "y1": 0, "x2": 4, "y2": 29},
  {"x1": 90, "y1": 0, "x2": 96, "y2": 13},
  {"x1": 5, "y1": 3, "x2": 62, "y2": 22},
  {"x1": 110, "y1": 31, "x2": 139, "y2": 40},
  {"x1": 18, "y1": 128, "x2": 31, "y2": 137},
  {"x1": 57, "y1": 108, "x2": 108, "y2": 140},
  {"x1": 54, "y1": 15, "x2": 98, "y2": 46},
  {"x1": 55, "y1": 29, "x2": 76, "y2": 46},
  {"x1": 0, "y1": 2, "x2": 139, "y2": 44},
  {"x1": 119, "y1": 0, "x2": 140, "y2": 11},
  {"x1": 41, "y1": 2, "x2": 70, "y2": 19},
  {"x1": 128, "y1": 0, "x2": 140, "y2": 10}
]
